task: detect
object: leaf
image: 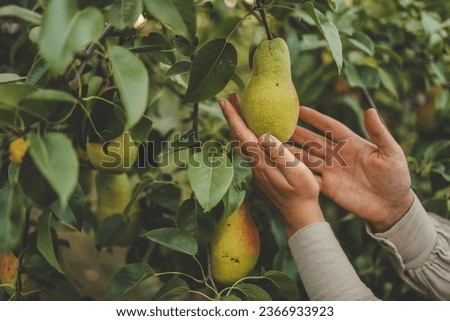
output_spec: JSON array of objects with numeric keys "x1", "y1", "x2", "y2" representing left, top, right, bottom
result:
[
  {"x1": 28, "y1": 132, "x2": 79, "y2": 206},
  {"x1": 19, "y1": 89, "x2": 78, "y2": 122},
  {"x1": 123, "y1": 175, "x2": 153, "y2": 219},
  {"x1": 109, "y1": 45, "x2": 149, "y2": 129},
  {"x1": 0, "y1": 73, "x2": 25, "y2": 83},
  {"x1": 221, "y1": 295, "x2": 241, "y2": 301},
  {"x1": 183, "y1": 38, "x2": 237, "y2": 103},
  {"x1": 0, "y1": 5, "x2": 42, "y2": 25},
  {"x1": 173, "y1": 35, "x2": 198, "y2": 56},
  {"x1": 343, "y1": 63, "x2": 365, "y2": 88},
  {"x1": 302, "y1": 2, "x2": 342, "y2": 73},
  {"x1": 26, "y1": 56, "x2": 48, "y2": 86},
  {"x1": 95, "y1": 214, "x2": 127, "y2": 248},
  {"x1": 144, "y1": 0, "x2": 196, "y2": 40},
  {"x1": 142, "y1": 33, "x2": 175, "y2": 65},
  {"x1": 38, "y1": 1, "x2": 104, "y2": 74},
  {"x1": 152, "y1": 278, "x2": 190, "y2": 301},
  {"x1": 0, "y1": 84, "x2": 37, "y2": 127},
  {"x1": 231, "y1": 73, "x2": 245, "y2": 91},
  {"x1": 37, "y1": 212, "x2": 64, "y2": 273},
  {"x1": 130, "y1": 115, "x2": 153, "y2": 143},
  {"x1": 49, "y1": 183, "x2": 85, "y2": 230},
  {"x1": 106, "y1": 263, "x2": 155, "y2": 300},
  {"x1": 188, "y1": 150, "x2": 234, "y2": 212},
  {"x1": 142, "y1": 227, "x2": 198, "y2": 255},
  {"x1": 147, "y1": 183, "x2": 182, "y2": 212},
  {"x1": 105, "y1": 0, "x2": 143, "y2": 30},
  {"x1": 378, "y1": 67, "x2": 398, "y2": 98},
  {"x1": 263, "y1": 270, "x2": 300, "y2": 300},
  {"x1": 223, "y1": 154, "x2": 252, "y2": 218},
  {"x1": 348, "y1": 31, "x2": 375, "y2": 56},
  {"x1": 0, "y1": 184, "x2": 25, "y2": 252},
  {"x1": 165, "y1": 61, "x2": 192, "y2": 77},
  {"x1": 129, "y1": 45, "x2": 163, "y2": 53},
  {"x1": 235, "y1": 283, "x2": 272, "y2": 301},
  {"x1": 176, "y1": 199, "x2": 216, "y2": 250}
]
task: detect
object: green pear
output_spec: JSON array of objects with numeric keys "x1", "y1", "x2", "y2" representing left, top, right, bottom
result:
[
  {"x1": 210, "y1": 203, "x2": 260, "y2": 285},
  {"x1": 95, "y1": 172, "x2": 141, "y2": 246},
  {"x1": 86, "y1": 132, "x2": 138, "y2": 174},
  {"x1": 240, "y1": 38, "x2": 299, "y2": 142}
]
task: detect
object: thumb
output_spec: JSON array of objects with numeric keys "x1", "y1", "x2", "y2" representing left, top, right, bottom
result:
[{"x1": 364, "y1": 108, "x2": 399, "y2": 156}]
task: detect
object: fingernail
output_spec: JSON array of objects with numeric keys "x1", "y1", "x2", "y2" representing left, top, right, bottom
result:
[
  {"x1": 218, "y1": 99, "x2": 226, "y2": 109},
  {"x1": 258, "y1": 133, "x2": 271, "y2": 144}
]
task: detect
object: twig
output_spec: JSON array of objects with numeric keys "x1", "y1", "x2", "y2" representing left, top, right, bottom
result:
[
  {"x1": 256, "y1": 0, "x2": 273, "y2": 40},
  {"x1": 192, "y1": 103, "x2": 199, "y2": 140},
  {"x1": 361, "y1": 87, "x2": 378, "y2": 109},
  {"x1": 15, "y1": 208, "x2": 32, "y2": 301},
  {"x1": 66, "y1": 24, "x2": 114, "y2": 93}
]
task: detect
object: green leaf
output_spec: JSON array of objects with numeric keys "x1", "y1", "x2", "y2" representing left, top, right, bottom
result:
[
  {"x1": 95, "y1": 214, "x2": 127, "y2": 248},
  {"x1": 176, "y1": 199, "x2": 216, "y2": 250},
  {"x1": 19, "y1": 89, "x2": 78, "y2": 122},
  {"x1": 37, "y1": 212, "x2": 63, "y2": 273},
  {"x1": 49, "y1": 183, "x2": 85, "y2": 230},
  {"x1": 223, "y1": 154, "x2": 252, "y2": 218},
  {"x1": 0, "y1": 184, "x2": 25, "y2": 252},
  {"x1": 129, "y1": 45, "x2": 163, "y2": 53},
  {"x1": 221, "y1": 295, "x2": 241, "y2": 301},
  {"x1": 142, "y1": 33, "x2": 176, "y2": 65},
  {"x1": 343, "y1": 63, "x2": 365, "y2": 88},
  {"x1": 188, "y1": 150, "x2": 234, "y2": 212},
  {"x1": 38, "y1": 1, "x2": 104, "y2": 74},
  {"x1": 109, "y1": 45, "x2": 149, "y2": 129},
  {"x1": 263, "y1": 270, "x2": 300, "y2": 300},
  {"x1": 123, "y1": 176, "x2": 153, "y2": 219},
  {"x1": 173, "y1": 35, "x2": 198, "y2": 56},
  {"x1": 0, "y1": 5, "x2": 42, "y2": 25},
  {"x1": 130, "y1": 115, "x2": 153, "y2": 143},
  {"x1": 105, "y1": 0, "x2": 143, "y2": 30},
  {"x1": 142, "y1": 227, "x2": 198, "y2": 255},
  {"x1": 147, "y1": 183, "x2": 182, "y2": 212},
  {"x1": 378, "y1": 67, "x2": 398, "y2": 98},
  {"x1": 348, "y1": 31, "x2": 375, "y2": 56},
  {"x1": 235, "y1": 283, "x2": 272, "y2": 301},
  {"x1": 152, "y1": 278, "x2": 189, "y2": 301},
  {"x1": 165, "y1": 61, "x2": 192, "y2": 77},
  {"x1": 0, "y1": 84, "x2": 37, "y2": 127},
  {"x1": 106, "y1": 263, "x2": 155, "y2": 300},
  {"x1": 144, "y1": 0, "x2": 196, "y2": 40},
  {"x1": 26, "y1": 56, "x2": 48, "y2": 86},
  {"x1": 183, "y1": 38, "x2": 237, "y2": 103},
  {"x1": 0, "y1": 73, "x2": 25, "y2": 83},
  {"x1": 28, "y1": 132, "x2": 79, "y2": 206},
  {"x1": 302, "y1": 2, "x2": 342, "y2": 73}
]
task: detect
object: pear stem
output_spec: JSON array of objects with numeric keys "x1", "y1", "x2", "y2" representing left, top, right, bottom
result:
[{"x1": 256, "y1": 0, "x2": 273, "y2": 40}]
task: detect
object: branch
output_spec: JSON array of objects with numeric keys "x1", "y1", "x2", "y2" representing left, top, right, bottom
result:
[
  {"x1": 256, "y1": 0, "x2": 273, "y2": 40},
  {"x1": 15, "y1": 208, "x2": 32, "y2": 301},
  {"x1": 66, "y1": 24, "x2": 114, "y2": 93}
]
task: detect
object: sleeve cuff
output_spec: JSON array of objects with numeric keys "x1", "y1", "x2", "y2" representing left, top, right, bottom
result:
[{"x1": 366, "y1": 192, "x2": 437, "y2": 270}]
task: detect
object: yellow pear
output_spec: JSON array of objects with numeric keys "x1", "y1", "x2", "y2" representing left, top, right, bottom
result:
[
  {"x1": 240, "y1": 38, "x2": 299, "y2": 142},
  {"x1": 0, "y1": 252, "x2": 40, "y2": 298},
  {"x1": 210, "y1": 203, "x2": 260, "y2": 285},
  {"x1": 95, "y1": 172, "x2": 141, "y2": 246},
  {"x1": 86, "y1": 132, "x2": 138, "y2": 174}
]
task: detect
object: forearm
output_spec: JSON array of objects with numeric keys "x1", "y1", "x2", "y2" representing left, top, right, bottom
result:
[
  {"x1": 367, "y1": 192, "x2": 450, "y2": 300},
  {"x1": 289, "y1": 222, "x2": 378, "y2": 301}
]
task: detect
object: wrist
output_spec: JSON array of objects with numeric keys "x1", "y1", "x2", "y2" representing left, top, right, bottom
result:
[
  {"x1": 282, "y1": 201, "x2": 325, "y2": 238},
  {"x1": 370, "y1": 190, "x2": 414, "y2": 232}
]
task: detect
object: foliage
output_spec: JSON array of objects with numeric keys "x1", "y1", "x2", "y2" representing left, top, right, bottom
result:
[{"x1": 0, "y1": 0, "x2": 449, "y2": 301}]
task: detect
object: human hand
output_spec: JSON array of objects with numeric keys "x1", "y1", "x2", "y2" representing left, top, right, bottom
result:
[
  {"x1": 218, "y1": 93, "x2": 324, "y2": 237},
  {"x1": 288, "y1": 106, "x2": 413, "y2": 232}
]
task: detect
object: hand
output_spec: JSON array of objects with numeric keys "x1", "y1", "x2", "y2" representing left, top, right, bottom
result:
[
  {"x1": 218, "y1": 93, "x2": 324, "y2": 237},
  {"x1": 288, "y1": 106, "x2": 414, "y2": 232}
]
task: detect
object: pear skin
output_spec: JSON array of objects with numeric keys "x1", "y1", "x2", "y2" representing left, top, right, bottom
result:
[
  {"x1": 240, "y1": 38, "x2": 299, "y2": 142},
  {"x1": 0, "y1": 252, "x2": 40, "y2": 298},
  {"x1": 210, "y1": 203, "x2": 260, "y2": 285},
  {"x1": 95, "y1": 172, "x2": 140, "y2": 246}
]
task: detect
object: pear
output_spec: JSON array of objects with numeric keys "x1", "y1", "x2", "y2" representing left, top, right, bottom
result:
[
  {"x1": 95, "y1": 172, "x2": 141, "y2": 246},
  {"x1": 86, "y1": 132, "x2": 138, "y2": 174},
  {"x1": 240, "y1": 38, "x2": 299, "y2": 142},
  {"x1": 210, "y1": 203, "x2": 260, "y2": 285},
  {"x1": 0, "y1": 252, "x2": 40, "y2": 298}
]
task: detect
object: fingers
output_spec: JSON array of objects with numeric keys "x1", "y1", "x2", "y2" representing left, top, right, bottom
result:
[
  {"x1": 364, "y1": 108, "x2": 400, "y2": 156},
  {"x1": 229, "y1": 92, "x2": 241, "y2": 110},
  {"x1": 285, "y1": 145, "x2": 324, "y2": 174},
  {"x1": 291, "y1": 126, "x2": 333, "y2": 159},
  {"x1": 299, "y1": 106, "x2": 355, "y2": 141},
  {"x1": 259, "y1": 134, "x2": 313, "y2": 186}
]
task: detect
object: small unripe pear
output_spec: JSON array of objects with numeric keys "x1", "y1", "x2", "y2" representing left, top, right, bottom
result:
[
  {"x1": 86, "y1": 132, "x2": 138, "y2": 174},
  {"x1": 95, "y1": 172, "x2": 141, "y2": 246},
  {"x1": 0, "y1": 252, "x2": 40, "y2": 298},
  {"x1": 240, "y1": 38, "x2": 299, "y2": 142},
  {"x1": 210, "y1": 203, "x2": 260, "y2": 285}
]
